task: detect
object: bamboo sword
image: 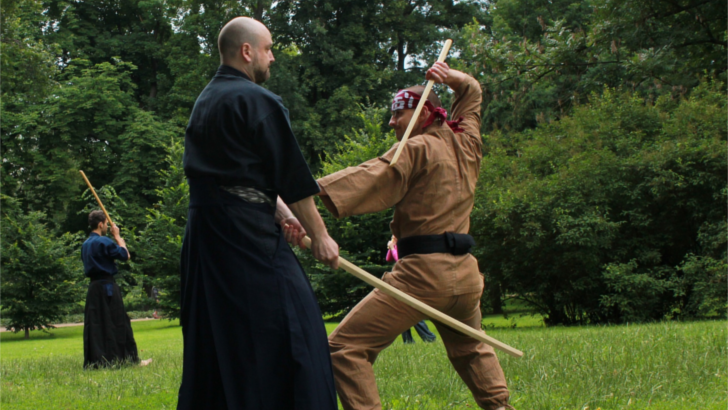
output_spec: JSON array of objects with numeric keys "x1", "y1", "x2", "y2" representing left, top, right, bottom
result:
[
  {"x1": 390, "y1": 39, "x2": 453, "y2": 166},
  {"x1": 301, "y1": 236, "x2": 524, "y2": 358}
]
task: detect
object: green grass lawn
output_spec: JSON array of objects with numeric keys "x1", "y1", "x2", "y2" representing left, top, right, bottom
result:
[{"x1": 1, "y1": 318, "x2": 725, "y2": 409}]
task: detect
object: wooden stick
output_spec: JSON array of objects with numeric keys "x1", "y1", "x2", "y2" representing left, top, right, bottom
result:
[
  {"x1": 390, "y1": 39, "x2": 453, "y2": 166},
  {"x1": 79, "y1": 170, "x2": 114, "y2": 226},
  {"x1": 301, "y1": 236, "x2": 524, "y2": 358}
]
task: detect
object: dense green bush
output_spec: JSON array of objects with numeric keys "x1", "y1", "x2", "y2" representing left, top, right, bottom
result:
[
  {"x1": 472, "y1": 79, "x2": 727, "y2": 325},
  {"x1": 0, "y1": 196, "x2": 85, "y2": 338},
  {"x1": 130, "y1": 139, "x2": 188, "y2": 320},
  {"x1": 121, "y1": 287, "x2": 159, "y2": 312}
]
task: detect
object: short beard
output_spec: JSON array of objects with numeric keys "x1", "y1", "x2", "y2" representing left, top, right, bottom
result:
[
  {"x1": 254, "y1": 68, "x2": 269, "y2": 84},
  {"x1": 252, "y1": 59, "x2": 270, "y2": 84}
]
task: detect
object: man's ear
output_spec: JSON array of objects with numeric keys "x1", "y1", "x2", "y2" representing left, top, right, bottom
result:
[
  {"x1": 419, "y1": 105, "x2": 431, "y2": 122},
  {"x1": 241, "y1": 43, "x2": 253, "y2": 63}
]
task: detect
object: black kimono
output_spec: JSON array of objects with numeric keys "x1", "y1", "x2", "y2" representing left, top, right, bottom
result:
[
  {"x1": 82, "y1": 233, "x2": 139, "y2": 368},
  {"x1": 179, "y1": 65, "x2": 337, "y2": 410}
]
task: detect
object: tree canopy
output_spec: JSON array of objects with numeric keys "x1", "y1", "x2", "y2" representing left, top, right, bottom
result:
[{"x1": 2, "y1": 0, "x2": 725, "y2": 325}]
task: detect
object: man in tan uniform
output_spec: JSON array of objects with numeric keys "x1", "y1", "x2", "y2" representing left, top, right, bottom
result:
[{"x1": 316, "y1": 62, "x2": 512, "y2": 410}]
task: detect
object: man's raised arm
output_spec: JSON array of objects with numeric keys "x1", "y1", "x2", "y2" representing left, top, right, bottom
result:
[
  {"x1": 426, "y1": 62, "x2": 482, "y2": 139},
  {"x1": 110, "y1": 223, "x2": 131, "y2": 261}
]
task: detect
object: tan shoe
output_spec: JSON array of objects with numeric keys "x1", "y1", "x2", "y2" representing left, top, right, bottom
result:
[{"x1": 140, "y1": 358, "x2": 153, "y2": 366}]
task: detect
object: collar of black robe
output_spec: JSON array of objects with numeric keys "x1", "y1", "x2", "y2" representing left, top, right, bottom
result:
[{"x1": 216, "y1": 64, "x2": 253, "y2": 82}]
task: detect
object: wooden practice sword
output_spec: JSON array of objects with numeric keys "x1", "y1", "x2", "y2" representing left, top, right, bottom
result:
[{"x1": 79, "y1": 170, "x2": 114, "y2": 226}]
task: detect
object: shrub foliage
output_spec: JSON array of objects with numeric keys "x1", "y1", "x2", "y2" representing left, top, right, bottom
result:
[
  {"x1": 1, "y1": 197, "x2": 84, "y2": 338},
  {"x1": 472, "y1": 80, "x2": 727, "y2": 325}
]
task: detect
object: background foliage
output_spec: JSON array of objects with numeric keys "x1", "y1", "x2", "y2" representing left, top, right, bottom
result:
[
  {"x1": 472, "y1": 80, "x2": 726, "y2": 325},
  {"x1": 0, "y1": 196, "x2": 84, "y2": 338},
  {"x1": 2, "y1": 0, "x2": 725, "y2": 325}
]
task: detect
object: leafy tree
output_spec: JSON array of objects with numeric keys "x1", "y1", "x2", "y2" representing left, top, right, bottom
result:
[
  {"x1": 43, "y1": 0, "x2": 177, "y2": 111},
  {"x1": 2, "y1": 58, "x2": 176, "y2": 232},
  {"x1": 1, "y1": 0, "x2": 62, "y2": 220},
  {"x1": 471, "y1": 79, "x2": 726, "y2": 325},
  {"x1": 456, "y1": 0, "x2": 726, "y2": 134},
  {"x1": 1, "y1": 0, "x2": 59, "y2": 104},
  {"x1": 130, "y1": 138, "x2": 188, "y2": 319},
  {"x1": 0, "y1": 197, "x2": 85, "y2": 338}
]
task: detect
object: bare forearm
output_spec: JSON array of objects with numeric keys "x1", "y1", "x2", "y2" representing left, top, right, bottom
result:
[
  {"x1": 444, "y1": 69, "x2": 469, "y2": 93},
  {"x1": 275, "y1": 196, "x2": 295, "y2": 224},
  {"x1": 288, "y1": 196, "x2": 329, "y2": 240},
  {"x1": 288, "y1": 196, "x2": 339, "y2": 269}
]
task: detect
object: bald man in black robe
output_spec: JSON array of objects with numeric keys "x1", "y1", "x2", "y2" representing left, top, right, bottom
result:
[{"x1": 178, "y1": 17, "x2": 339, "y2": 410}]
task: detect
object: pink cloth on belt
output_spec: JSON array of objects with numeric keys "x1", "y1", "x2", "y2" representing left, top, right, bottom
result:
[{"x1": 386, "y1": 246, "x2": 399, "y2": 262}]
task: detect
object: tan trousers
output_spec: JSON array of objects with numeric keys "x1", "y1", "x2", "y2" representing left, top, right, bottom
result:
[{"x1": 329, "y1": 289, "x2": 510, "y2": 410}]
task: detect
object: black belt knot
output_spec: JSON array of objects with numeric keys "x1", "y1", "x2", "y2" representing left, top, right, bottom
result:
[
  {"x1": 88, "y1": 272, "x2": 114, "y2": 282},
  {"x1": 397, "y1": 232, "x2": 475, "y2": 259},
  {"x1": 187, "y1": 178, "x2": 275, "y2": 214}
]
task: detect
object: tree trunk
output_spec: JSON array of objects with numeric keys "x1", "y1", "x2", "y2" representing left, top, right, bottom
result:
[
  {"x1": 149, "y1": 57, "x2": 158, "y2": 99},
  {"x1": 144, "y1": 282, "x2": 154, "y2": 298},
  {"x1": 488, "y1": 283, "x2": 503, "y2": 314},
  {"x1": 397, "y1": 40, "x2": 406, "y2": 71},
  {"x1": 24, "y1": 327, "x2": 29, "y2": 339},
  {"x1": 254, "y1": 0, "x2": 268, "y2": 21}
]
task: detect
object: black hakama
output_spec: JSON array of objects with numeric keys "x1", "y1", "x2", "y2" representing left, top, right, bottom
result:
[
  {"x1": 83, "y1": 277, "x2": 139, "y2": 368},
  {"x1": 177, "y1": 179, "x2": 337, "y2": 410}
]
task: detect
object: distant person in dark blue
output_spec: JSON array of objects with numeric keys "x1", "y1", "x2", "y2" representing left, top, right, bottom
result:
[
  {"x1": 178, "y1": 16, "x2": 339, "y2": 410},
  {"x1": 82, "y1": 210, "x2": 151, "y2": 369},
  {"x1": 401, "y1": 321, "x2": 437, "y2": 344}
]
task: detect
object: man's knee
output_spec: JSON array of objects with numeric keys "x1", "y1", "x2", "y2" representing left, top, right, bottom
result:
[
  {"x1": 329, "y1": 337, "x2": 352, "y2": 368},
  {"x1": 443, "y1": 339, "x2": 482, "y2": 362},
  {"x1": 445, "y1": 337, "x2": 497, "y2": 359},
  {"x1": 329, "y1": 336, "x2": 343, "y2": 352},
  {"x1": 329, "y1": 337, "x2": 378, "y2": 370}
]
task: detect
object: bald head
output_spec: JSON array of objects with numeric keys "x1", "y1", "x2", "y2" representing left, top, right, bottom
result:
[
  {"x1": 404, "y1": 85, "x2": 441, "y2": 108},
  {"x1": 217, "y1": 17, "x2": 275, "y2": 84},
  {"x1": 218, "y1": 17, "x2": 268, "y2": 61}
]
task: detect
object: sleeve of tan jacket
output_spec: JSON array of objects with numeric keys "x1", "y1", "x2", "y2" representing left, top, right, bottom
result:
[
  {"x1": 317, "y1": 145, "x2": 414, "y2": 218},
  {"x1": 450, "y1": 75, "x2": 483, "y2": 144}
]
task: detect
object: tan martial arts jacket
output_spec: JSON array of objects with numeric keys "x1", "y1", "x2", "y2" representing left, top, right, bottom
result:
[{"x1": 318, "y1": 75, "x2": 484, "y2": 297}]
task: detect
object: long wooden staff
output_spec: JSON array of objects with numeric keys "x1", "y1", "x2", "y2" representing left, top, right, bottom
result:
[
  {"x1": 79, "y1": 170, "x2": 114, "y2": 226},
  {"x1": 390, "y1": 39, "x2": 453, "y2": 166},
  {"x1": 301, "y1": 236, "x2": 523, "y2": 358}
]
